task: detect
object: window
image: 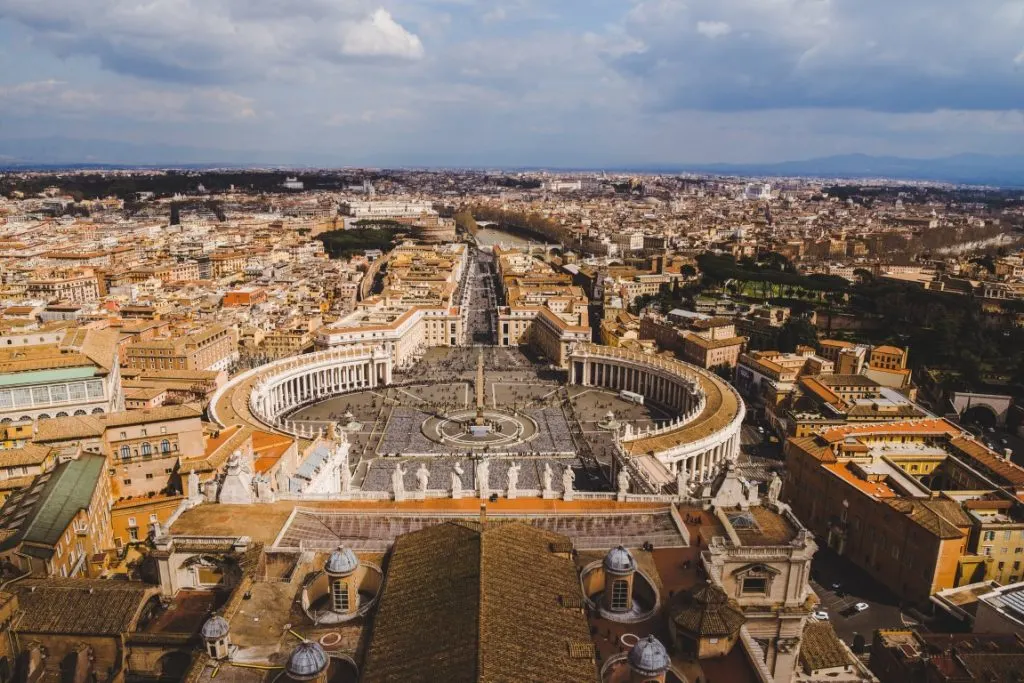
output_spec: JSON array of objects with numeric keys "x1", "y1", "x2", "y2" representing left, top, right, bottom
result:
[
  {"x1": 120, "y1": 431, "x2": 127, "y2": 439},
  {"x1": 141, "y1": 442, "x2": 152, "y2": 456},
  {"x1": 161, "y1": 426, "x2": 167, "y2": 434},
  {"x1": 742, "y1": 577, "x2": 768, "y2": 594},
  {"x1": 332, "y1": 579, "x2": 349, "y2": 611},
  {"x1": 610, "y1": 579, "x2": 630, "y2": 611},
  {"x1": 984, "y1": 546, "x2": 993, "y2": 556},
  {"x1": 123, "y1": 478, "x2": 132, "y2": 486},
  {"x1": 161, "y1": 439, "x2": 170, "y2": 453},
  {"x1": 120, "y1": 446, "x2": 130, "y2": 460},
  {"x1": 145, "y1": 473, "x2": 154, "y2": 480},
  {"x1": 129, "y1": 527, "x2": 139, "y2": 541},
  {"x1": 984, "y1": 531, "x2": 996, "y2": 542}
]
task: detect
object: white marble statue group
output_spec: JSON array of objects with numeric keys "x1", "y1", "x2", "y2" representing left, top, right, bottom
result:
[{"x1": 391, "y1": 458, "x2": 577, "y2": 500}]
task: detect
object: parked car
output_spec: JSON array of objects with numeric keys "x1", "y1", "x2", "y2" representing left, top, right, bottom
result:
[
  {"x1": 854, "y1": 602, "x2": 869, "y2": 612},
  {"x1": 813, "y1": 610, "x2": 829, "y2": 621}
]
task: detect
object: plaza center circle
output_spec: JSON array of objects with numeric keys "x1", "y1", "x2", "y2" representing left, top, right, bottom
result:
[{"x1": 423, "y1": 408, "x2": 538, "y2": 450}]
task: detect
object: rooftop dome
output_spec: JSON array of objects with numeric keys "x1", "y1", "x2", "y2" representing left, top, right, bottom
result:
[
  {"x1": 670, "y1": 583, "x2": 746, "y2": 639},
  {"x1": 286, "y1": 641, "x2": 329, "y2": 681},
  {"x1": 603, "y1": 545, "x2": 636, "y2": 574},
  {"x1": 200, "y1": 615, "x2": 229, "y2": 640},
  {"x1": 324, "y1": 546, "x2": 359, "y2": 575},
  {"x1": 628, "y1": 635, "x2": 671, "y2": 676}
]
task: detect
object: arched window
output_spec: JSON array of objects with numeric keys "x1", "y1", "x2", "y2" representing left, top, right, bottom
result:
[
  {"x1": 161, "y1": 439, "x2": 171, "y2": 453},
  {"x1": 38, "y1": 413, "x2": 50, "y2": 420},
  {"x1": 73, "y1": 410, "x2": 86, "y2": 416},
  {"x1": 55, "y1": 412, "x2": 68, "y2": 418},
  {"x1": 120, "y1": 446, "x2": 131, "y2": 460},
  {"x1": 141, "y1": 442, "x2": 152, "y2": 456},
  {"x1": 92, "y1": 408, "x2": 104, "y2": 414}
]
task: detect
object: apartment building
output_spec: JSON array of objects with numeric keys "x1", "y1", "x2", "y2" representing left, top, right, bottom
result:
[
  {"x1": 784, "y1": 419, "x2": 1024, "y2": 605},
  {"x1": 0, "y1": 453, "x2": 112, "y2": 578},
  {"x1": 0, "y1": 328, "x2": 123, "y2": 423},
  {"x1": 125, "y1": 324, "x2": 238, "y2": 373}
]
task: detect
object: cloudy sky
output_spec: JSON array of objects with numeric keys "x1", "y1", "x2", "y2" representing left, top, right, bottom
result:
[{"x1": 2, "y1": 0, "x2": 1024, "y2": 166}]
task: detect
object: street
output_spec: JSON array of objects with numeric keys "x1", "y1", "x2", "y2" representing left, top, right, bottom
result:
[{"x1": 809, "y1": 545, "x2": 920, "y2": 650}]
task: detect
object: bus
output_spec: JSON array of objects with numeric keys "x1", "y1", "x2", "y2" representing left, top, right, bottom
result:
[{"x1": 619, "y1": 390, "x2": 644, "y2": 405}]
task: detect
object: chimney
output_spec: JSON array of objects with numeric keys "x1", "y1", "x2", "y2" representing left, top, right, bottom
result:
[{"x1": 479, "y1": 503, "x2": 487, "y2": 527}]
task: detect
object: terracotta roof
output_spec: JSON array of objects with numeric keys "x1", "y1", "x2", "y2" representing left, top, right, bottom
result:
[
  {"x1": 800, "y1": 621, "x2": 852, "y2": 672},
  {"x1": 669, "y1": 583, "x2": 745, "y2": 638},
  {"x1": 361, "y1": 521, "x2": 597, "y2": 683},
  {"x1": 13, "y1": 577, "x2": 155, "y2": 635},
  {"x1": 0, "y1": 443, "x2": 54, "y2": 468},
  {"x1": 885, "y1": 499, "x2": 964, "y2": 539},
  {"x1": 950, "y1": 436, "x2": 1024, "y2": 487}
]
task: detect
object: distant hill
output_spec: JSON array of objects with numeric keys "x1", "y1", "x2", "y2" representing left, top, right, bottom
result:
[
  {"x1": 678, "y1": 153, "x2": 1024, "y2": 187},
  {"x1": 1, "y1": 138, "x2": 1023, "y2": 186}
]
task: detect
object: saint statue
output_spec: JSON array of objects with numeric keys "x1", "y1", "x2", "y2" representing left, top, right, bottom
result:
[
  {"x1": 767, "y1": 471, "x2": 783, "y2": 505},
  {"x1": 477, "y1": 459, "x2": 490, "y2": 497},
  {"x1": 392, "y1": 464, "x2": 407, "y2": 498},
  {"x1": 416, "y1": 463, "x2": 430, "y2": 492},
  {"x1": 562, "y1": 466, "x2": 575, "y2": 494},
  {"x1": 677, "y1": 467, "x2": 689, "y2": 498},
  {"x1": 617, "y1": 467, "x2": 630, "y2": 495},
  {"x1": 506, "y1": 462, "x2": 520, "y2": 496},
  {"x1": 451, "y1": 461, "x2": 463, "y2": 496},
  {"x1": 542, "y1": 463, "x2": 554, "y2": 494}
]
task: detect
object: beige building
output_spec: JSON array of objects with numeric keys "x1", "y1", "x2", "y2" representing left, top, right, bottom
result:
[{"x1": 126, "y1": 324, "x2": 238, "y2": 373}]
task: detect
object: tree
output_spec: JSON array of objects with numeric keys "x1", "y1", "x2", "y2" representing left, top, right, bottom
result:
[{"x1": 777, "y1": 318, "x2": 819, "y2": 353}]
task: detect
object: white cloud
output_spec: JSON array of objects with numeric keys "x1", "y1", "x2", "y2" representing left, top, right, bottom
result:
[
  {"x1": 0, "y1": 79, "x2": 258, "y2": 122},
  {"x1": 340, "y1": 9, "x2": 424, "y2": 59},
  {"x1": 614, "y1": 0, "x2": 1024, "y2": 112},
  {"x1": 0, "y1": 0, "x2": 424, "y2": 83},
  {"x1": 696, "y1": 21, "x2": 731, "y2": 39}
]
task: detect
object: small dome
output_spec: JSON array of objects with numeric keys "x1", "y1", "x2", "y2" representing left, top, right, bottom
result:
[
  {"x1": 603, "y1": 545, "x2": 636, "y2": 574},
  {"x1": 325, "y1": 546, "x2": 359, "y2": 575},
  {"x1": 286, "y1": 641, "x2": 329, "y2": 680},
  {"x1": 628, "y1": 635, "x2": 670, "y2": 676},
  {"x1": 200, "y1": 615, "x2": 229, "y2": 640}
]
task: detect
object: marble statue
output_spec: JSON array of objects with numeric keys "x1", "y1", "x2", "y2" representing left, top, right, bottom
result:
[
  {"x1": 542, "y1": 463, "x2": 554, "y2": 494},
  {"x1": 340, "y1": 463, "x2": 351, "y2": 493},
  {"x1": 767, "y1": 471, "x2": 782, "y2": 506},
  {"x1": 416, "y1": 463, "x2": 430, "y2": 492},
  {"x1": 452, "y1": 461, "x2": 464, "y2": 497},
  {"x1": 617, "y1": 467, "x2": 630, "y2": 495},
  {"x1": 562, "y1": 466, "x2": 575, "y2": 495},
  {"x1": 677, "y1": 467, "x2": 689, "y2": 498},
  {"x1": 392, "y1": 464, "x2": 407, "y2": 499},
  {"x1": 477, "y1": 459, "x2": 490, "y2": 497},
  {"x1": 506, "y1": 462, "x2": 520, "y2": 498}
]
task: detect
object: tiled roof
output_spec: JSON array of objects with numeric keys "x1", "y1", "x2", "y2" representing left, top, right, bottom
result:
[
  {"x1": 14, "y1": 578, "x2": 154, "y2": 635},
  {"x1": 669, "y1": 583, "x2": 745, "y2": 638},
  {"x1": 361, "y1": 521, "x2": 597, "y2": 683},
  {"x1": 800, "y1": 621, "x2": 852, "y2": 672}
]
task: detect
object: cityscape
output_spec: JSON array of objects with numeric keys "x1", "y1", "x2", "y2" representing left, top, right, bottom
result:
[
  {"x1": 0, "y1": 170, "x2": 1020, "y2": 682},
  {"x1": 2, "y1": 1, "x2": 1024, "y2": 681}
]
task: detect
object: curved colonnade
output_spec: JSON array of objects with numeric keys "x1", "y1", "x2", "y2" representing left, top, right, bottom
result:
[
  {"x1": 209, "y1": 345, "x2": 394, "y2": 437},
  {"x1": 209, "y1": 343, "x2": 745, "y2": 492},
  {"x1": 569, "y1": 344, "x2": 745, "y2": 489}
]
